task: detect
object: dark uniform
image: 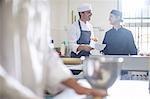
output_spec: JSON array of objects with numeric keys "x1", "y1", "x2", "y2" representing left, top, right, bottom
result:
[{"x1": 102, "y1": 27, "x2": 137, "y2": 55}]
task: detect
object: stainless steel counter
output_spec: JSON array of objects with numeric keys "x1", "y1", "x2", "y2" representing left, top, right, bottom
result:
[
  {"x1": 53, "y1": 79, "x2": 150, "y2": 99},
  {"x1": 65, "y1": 56, "x2": 150, "y2": 93}
]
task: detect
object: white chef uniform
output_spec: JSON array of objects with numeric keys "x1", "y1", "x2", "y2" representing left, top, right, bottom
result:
[
  {"x1": 0, "y1": 0, "x2": 72, "y2": 98},
  {"x1": 68, "y1": 4, "x2": 95, "y2": 53},
  {"x1": 68, "y1": 20, "x2": 95, "y2": 53},
  {"x1": 0, "y1": 65, "x2": 40, "y2": 99}
]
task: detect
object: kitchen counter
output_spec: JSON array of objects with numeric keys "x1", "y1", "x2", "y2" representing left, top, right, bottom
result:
[
  {"x1": 53, "y1": 79, "x2": 150, "y2": 99},
  {"x1": 107, "y1": 80, "x2": 150, "y2": 99},
  {"x1": 58, "y1": 56, "x2": 150, "y2": 99}
]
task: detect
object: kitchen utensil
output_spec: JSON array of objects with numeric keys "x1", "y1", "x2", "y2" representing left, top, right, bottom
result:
[{"x1": 83, "y1": 56, "x2": 124, "y2": 98}]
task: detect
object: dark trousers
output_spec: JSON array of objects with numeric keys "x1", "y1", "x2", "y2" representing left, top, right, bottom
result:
[{"x1": 70, "y1": 50, "x2": 90, "y2": 58}]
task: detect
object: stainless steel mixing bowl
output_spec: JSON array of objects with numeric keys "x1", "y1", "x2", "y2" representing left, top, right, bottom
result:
[{"x1": 83, "y1": 56, "x2": 124, "y2": 89}]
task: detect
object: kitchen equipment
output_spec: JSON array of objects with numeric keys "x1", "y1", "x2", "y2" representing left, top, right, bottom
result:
[
  {"x1": 61, "y1": 58, "x2": 82, "y2": 65},
  {"x1": 149, "y1": 72, "x2": 150, "y2": 94},
  {"x1": 90, "y1": 43, "x2": 106, "y2": 51},
  {"x1": 115, "y1": 56, "x2": 150, "y2": 94},
  {"x1": 90, "y1": 44, "x2": 106, "y2": 55},
  {"x1": 148, "y1": 57, "x2": 150, "y2": 94},
  {"x1": 83, "y1": 56, "x2": 124, "y2": 98},
  {"x1": 83, "y1": 56, "x2": 124, "y2": 89},
  {"x1": 61, "y1": 57, "x2": 83, "y2": 78}
]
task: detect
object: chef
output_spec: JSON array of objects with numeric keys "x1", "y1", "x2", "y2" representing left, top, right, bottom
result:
[
  {"x1": 0, "y1": 0, "x2": 106, "y2": 99},
  {"x1": 68, "y1": 3, "x2": 97, "y2": 58},
  {"x1": 102, "y1": 10, "x2": 137, "y2": 55}
]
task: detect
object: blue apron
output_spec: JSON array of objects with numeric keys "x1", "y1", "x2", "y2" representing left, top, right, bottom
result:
[{"x1": 71, "y1": 20, "x2": 91, "y2": 58}]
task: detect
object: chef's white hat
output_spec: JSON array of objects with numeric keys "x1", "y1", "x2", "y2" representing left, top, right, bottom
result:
[{"x1": 77, "y1": 3, "x2": 92, "y2": 12}]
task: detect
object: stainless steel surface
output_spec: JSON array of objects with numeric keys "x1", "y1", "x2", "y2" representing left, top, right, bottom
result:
[
  {"x1": 109, "y1": 56, "x2": 150, "y2": 94},
  {"x1": 83, "y1": 56, "x2": 124, "y2": 89},
  {"x1": 67, "y1": 55, "x2": 150, "y2": 93},
  {"x1": 121, "y1": 56, "x2": 149, "y2": 70},
  {"x1": 149, "y1": 71, "x2": 150, "y2": 94}
]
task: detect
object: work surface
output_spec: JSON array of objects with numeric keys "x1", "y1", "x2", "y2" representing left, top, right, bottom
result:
[
  {"x1": 53, "y1": 79, "x2": 150, "y2": 99},
  {"x1": 107, "y1": 80, "x2": 150, "y2": 99}
]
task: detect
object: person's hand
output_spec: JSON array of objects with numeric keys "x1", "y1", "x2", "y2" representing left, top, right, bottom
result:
[
  {"x1": 74, "y1": 86, "x2": 107, "y2": 97},
  {"x1": 91, "y1": 38, "x2": 98, "y2": 42},
  {"x1": 90, "y1": 88, "x2": 107, "y2": 97},
  {"x1": 139, "y1": 53, "x2": 150, "y2": 56},
  {"x1": 62, "y1": 78, "x2": 107, "y2": 98},
  {"x1": 77, "y1": 45, "x2": 93, "y2": 52}
]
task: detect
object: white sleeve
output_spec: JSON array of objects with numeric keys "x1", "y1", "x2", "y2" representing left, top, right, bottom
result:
[
  {"x1": 45, "y1": 49, "x2": 73, "y2": 94},
  {"x1": 90, "y1": 24, "x2": 95, "y2": 39},
  {"x1": 68, "y1": 24, "x2": 80, "y2": 53},
  {"x1": 0, "y1": 66, "x2": 40, "y2": 99}
]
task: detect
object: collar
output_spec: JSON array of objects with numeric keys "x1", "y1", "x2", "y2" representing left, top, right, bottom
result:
[
  {"x1": 79, "y1": 19, "x2": 88, "y2": 25},
  {"x1": 112, "y1": 25, "x2": 123, "y2": 31}
]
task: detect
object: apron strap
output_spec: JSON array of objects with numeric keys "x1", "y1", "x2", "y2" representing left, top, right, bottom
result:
[{"x1": 78, "y1": 20, "x2": 82, "y2": 33}]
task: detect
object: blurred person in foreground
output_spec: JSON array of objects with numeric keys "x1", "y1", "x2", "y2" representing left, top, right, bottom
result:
[{"x1": 0, "y1": 0, "x2": 106, "y2": 99}]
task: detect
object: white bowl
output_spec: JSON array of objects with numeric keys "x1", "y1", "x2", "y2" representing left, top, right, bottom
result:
[{"x1": 90, "y1": 44, "x2": 106, "y2": 55}]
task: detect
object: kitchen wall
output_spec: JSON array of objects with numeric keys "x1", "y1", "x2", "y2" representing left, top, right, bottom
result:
[
  {"x1": 50, "y1": 0, "x2": 118, "y2": 47},
  {"x1": 50, "y1": 0, "x2": 69, "y2": 47}
]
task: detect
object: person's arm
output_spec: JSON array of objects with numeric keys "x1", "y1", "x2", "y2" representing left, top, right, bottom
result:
[
  {"x1": 90, "y1": 23, "x2": 97, "y2": 42},
  {"x1": 128, "y1": 32, "x2": 137, "y2": 55},
  {"x1": 45, "y1": 49, "x2": 73, "y2": 95},
  {"x1": 77, "y1": 45, "x2": 93, "y2": 52},
  {"x1": 45, "y1": 49, "x2": 107, "y2": 97},
  {"x1": 68, "y1": 24, "x2": 80, "y2": 53},
  {"x1": 76, "y1": 23, "x2": 96, "y2": 52},
  {"x1": 101, "y1": 32, "x2": 108, "y2": 54},
  {"x1": 68, "y1": 23, "x2": 93, "y2": 53},
  {"x1": 62, "y1": 78, "x2": 107, "y2": 97}
]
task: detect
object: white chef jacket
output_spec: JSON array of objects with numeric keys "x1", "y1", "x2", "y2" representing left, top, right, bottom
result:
[
  {"x1": 0, "y1": 65, "x2": 40, "y2": 99},
  {"x1": 0, "y1": 0, "x2": 72, "y2": 98},
  {"x1": 68, "y1": 20, "x2": 95, "y2": 53}
]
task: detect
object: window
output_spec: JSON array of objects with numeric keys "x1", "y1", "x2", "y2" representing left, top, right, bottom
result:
[{"x1": 121, "y1": 0, "x2": 150, "y2": 53}]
